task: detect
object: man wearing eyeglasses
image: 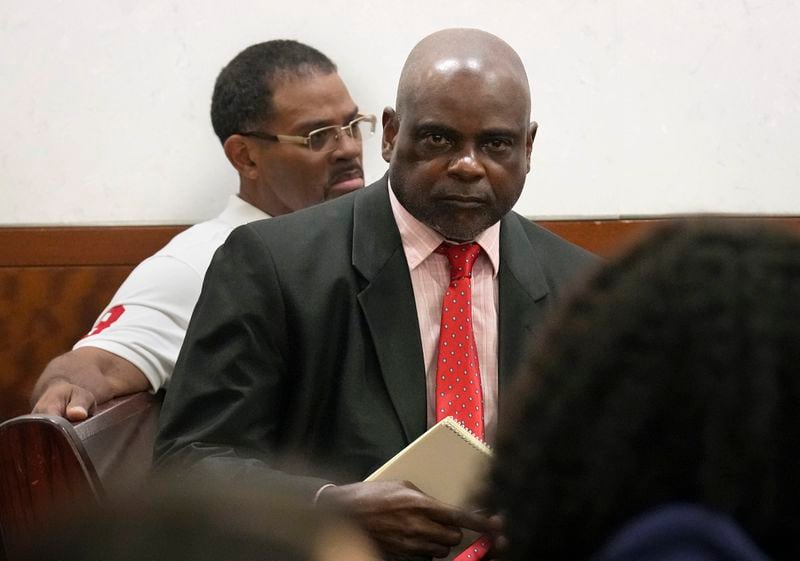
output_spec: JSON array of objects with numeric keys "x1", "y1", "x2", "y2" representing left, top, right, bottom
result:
[{"x1": 31, "y1": 40, "x2": 372, "y2": 420}]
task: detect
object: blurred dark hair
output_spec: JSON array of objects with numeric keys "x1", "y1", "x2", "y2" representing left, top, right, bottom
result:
[
  {"x1": 487, "y1": 220, "x2": 800, "y2": 561},
  {"x1": 211, "y1": 40, "x2": 336, "y2": 144}
]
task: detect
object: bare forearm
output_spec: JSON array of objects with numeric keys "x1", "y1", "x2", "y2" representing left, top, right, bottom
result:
[{"x1": 31, "y1": 347, "x2": 150, "y2": 420}]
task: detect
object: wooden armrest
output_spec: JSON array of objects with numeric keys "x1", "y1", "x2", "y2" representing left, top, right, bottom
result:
[
  {"x1": 0, "y1": 391, "x2": 162, "y2": 560},
  {"x1": 72, "y1": 391, "x2": 163, "y2": 490},
  {"x1": 0, "y1": 414, "x2": 100, "y2": 559}
]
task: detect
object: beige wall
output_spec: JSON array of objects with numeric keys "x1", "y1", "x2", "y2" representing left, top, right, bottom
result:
[{"x1": 2, "y1": 0, "x2": 800, "y2": 225}]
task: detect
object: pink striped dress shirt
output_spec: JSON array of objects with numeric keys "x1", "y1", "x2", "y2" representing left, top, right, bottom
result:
[{"x1": 388, "y1": 184, "x2": 500, "y2": 444}]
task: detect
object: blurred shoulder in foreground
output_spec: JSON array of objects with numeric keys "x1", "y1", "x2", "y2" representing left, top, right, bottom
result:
[{"x1": 26, "y1": 472, "x2": 379, "y2": 561}]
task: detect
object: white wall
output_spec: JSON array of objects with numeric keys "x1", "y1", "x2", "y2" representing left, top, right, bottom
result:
[{"x1": 1, "y1": 0, "x2": 799, "y2": 225}]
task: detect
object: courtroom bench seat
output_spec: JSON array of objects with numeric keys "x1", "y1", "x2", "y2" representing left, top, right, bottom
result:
[{"x1": 0, "y1": 391, "x2": 162, "y2": 561}]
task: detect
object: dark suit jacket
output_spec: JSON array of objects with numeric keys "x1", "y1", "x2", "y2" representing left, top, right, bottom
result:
[{"x1": 154, "y1": 176, "x2": 596, "y2": 497}]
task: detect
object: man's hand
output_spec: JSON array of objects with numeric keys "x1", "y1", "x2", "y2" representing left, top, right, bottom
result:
[
  {"x1": 31, "y1": 347, "x2": 149, "y2": 421},
  {"x1": 318, "y1": 480, "x2": 496, "y2": 559},
  {"x1": 33, "y1": 378, "x2": 102, "y2": 421}
]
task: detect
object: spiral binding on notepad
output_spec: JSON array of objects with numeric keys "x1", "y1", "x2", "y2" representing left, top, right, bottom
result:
[{"x1": 443, "y1": 416, "x2": 492, "y2": 453}]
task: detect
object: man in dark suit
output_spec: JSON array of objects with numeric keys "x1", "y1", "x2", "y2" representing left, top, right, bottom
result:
[{"x1": 155, "y1": 28, "x2": 596, "y2": 559}]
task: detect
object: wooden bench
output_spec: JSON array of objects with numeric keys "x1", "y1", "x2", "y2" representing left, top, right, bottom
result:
[
  {"x1": 4, "y1": 217, "x2": 800, "y2": 421},
  {"x1": 0, "y1": 391, "x2": 162, "y2": 560},
  {"x1": 0, "y1": 219, "x2": 667, "y2": 421}
]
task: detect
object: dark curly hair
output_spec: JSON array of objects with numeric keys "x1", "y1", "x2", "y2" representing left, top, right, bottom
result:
[
  {"x1": 210, "y1": 40, "x2": 336, "y2": 144},
  {"x1": 487, "y1": 220, "x2": 800, "y2": 561}
]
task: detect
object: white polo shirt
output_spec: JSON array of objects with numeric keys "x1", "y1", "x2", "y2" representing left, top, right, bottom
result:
[{"x1": 73, "y1": 195, "x2": 270, "y2": 390}]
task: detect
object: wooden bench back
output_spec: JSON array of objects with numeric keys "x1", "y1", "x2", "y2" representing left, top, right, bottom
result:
[
  {"x1": 4, "y1": 219, "x2": 800, "y2": 420},
  {"x1": 0, "y1": 392, "x2": 161, "y2": 560}
]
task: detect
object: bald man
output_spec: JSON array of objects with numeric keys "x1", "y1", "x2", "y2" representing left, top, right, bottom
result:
[{"x1": 155, "y1": 29, "x2": 596, "y2": 559}]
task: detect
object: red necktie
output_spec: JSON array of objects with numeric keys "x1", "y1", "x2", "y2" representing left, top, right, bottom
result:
[
  {"x1": 435, "y1": 242, "x2": 484, "y2": 440},
  {"x1": 435, "y1": 243, "x2": 491, "y2": 561}
]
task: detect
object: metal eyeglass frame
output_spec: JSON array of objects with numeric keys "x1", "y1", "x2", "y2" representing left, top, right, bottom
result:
[{"x1": 238, "y1": 114, "x2": 377, "y2": 152}]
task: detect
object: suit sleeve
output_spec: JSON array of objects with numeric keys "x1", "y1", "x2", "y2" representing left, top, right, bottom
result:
[{"x1": 153, "y1": 223, "x2": 330, "y2": 498}]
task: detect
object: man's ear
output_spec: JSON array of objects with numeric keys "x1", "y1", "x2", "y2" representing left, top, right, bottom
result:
[
  {"x1": 223, "y1": 135, "x2": 259, "y2": 180},
  {"x1": 525, "y1": 121, "x2": 538, "y2": 173},
  {"x1": 381, "y1": 107, "x2": 399, "y2": 163}
]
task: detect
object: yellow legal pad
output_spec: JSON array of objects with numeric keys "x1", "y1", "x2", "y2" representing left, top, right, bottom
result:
[
  {"x1": 365, "y1": 417, "x2": 492, "y2": 560},
  {"x1": 366, "y1": 416, "x2": 491, "y2": 505}
]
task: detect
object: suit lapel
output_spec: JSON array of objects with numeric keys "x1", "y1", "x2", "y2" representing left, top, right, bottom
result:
[
  {"x1": 351, "y1": 185, "x2": 552, "y2": 440},
  {"x1": 353, "y1": 177, "x2": 427, "y2": 443},
  {"x1": 497, "y1": 213, "x2": 551, "y2": 399}
]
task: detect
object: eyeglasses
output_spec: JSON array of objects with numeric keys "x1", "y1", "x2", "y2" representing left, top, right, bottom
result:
[{"x1": 239, "y1": 114, "x2": 377, "y2": 152}]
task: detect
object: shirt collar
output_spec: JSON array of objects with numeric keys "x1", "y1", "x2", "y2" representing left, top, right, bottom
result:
[
  {"x1": 388, "y1": 179, "x2": 500, "y2": 277},
  {"x1": 218, "y1": 195, "x2": 271, "y2": 227}
]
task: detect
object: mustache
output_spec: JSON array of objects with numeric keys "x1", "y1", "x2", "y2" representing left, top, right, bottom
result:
[{"x1": 328, "y1": 164, "x2": 363, "y2": 185}]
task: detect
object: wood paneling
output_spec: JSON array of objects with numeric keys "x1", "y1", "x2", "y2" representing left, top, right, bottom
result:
[
  {"x1": 538, "y1": 217, "x2": 800, "y2": 258},
  {"x1": 0, "y1": 226, "x2": 185, "y2": 267},
  {"x1": 0, "y1": 267, "x2": 133, "y2": 420},
  {"x1": 2, "y1": 217, "x2": 799, "y2": 420},
  {"x1": 0, "y1": 226, "x2": 186, "y2": 420}
]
